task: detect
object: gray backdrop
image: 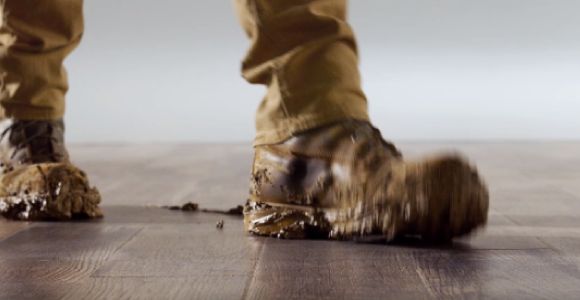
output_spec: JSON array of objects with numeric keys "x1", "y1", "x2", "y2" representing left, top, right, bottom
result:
[{"x1": 65, "y1": 0, "x2": 580, "y2": 143}]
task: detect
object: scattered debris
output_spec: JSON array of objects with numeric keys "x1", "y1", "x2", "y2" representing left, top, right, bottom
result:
[
  {"x1": 181, "y1": 202, "x2": 199, "y2": 211},
  {"x1": 162, "y1": 202, "x2": 199, "y2": 212},
  {"x1": 201, "y1": 205, "x2": 244, "y2": 216},
  {"x1": 162, "y1": 203, "x2": 244, "y2": 217},
  {"x1": 216, "y1": 219, "x2": 224, "y2": 229}
]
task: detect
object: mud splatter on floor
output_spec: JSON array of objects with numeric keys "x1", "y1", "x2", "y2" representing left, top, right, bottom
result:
[
  {"x1": 161, "y1": 202, "x2": 244, "y2": 216},
  {"x1": 201, "y1": 205, "x2": 244, "y2": 216},
  {"x1": 162, "y1": 202, "x2": 199, "y2": 212}
]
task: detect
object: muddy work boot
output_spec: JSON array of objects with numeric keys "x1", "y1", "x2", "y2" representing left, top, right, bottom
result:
[
  {"x1": 245, "y1": 120, "x2": 489, "y2": 241},
  {"x1": 0, "y1": 119, "x2": 102, "y2": 220}
]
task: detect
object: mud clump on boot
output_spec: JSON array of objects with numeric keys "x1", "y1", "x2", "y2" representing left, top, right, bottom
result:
[
  {"x1": 0, "y1": 163, "x2": 102, "y2": 221},
  {"x1": 245, "y1": 155, "x2": 489, "y2": 242}
]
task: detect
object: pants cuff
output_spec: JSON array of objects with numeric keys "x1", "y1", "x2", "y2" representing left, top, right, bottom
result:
[
  {"x1": 0, "y1": 103, "x2": 64, "y2": 120},
  {"x1": 254, "y1": 112, "x2": 370, "y2": 146}
]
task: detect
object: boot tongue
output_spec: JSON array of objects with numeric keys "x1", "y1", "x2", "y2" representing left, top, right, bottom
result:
[{"x1": 2, "y1": 119, "x2": 68, "y2": 164}]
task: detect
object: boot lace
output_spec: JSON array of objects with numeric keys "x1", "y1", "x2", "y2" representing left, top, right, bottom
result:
[{"x1": 0, "y1": 120, "x2": 65, "y2": 164}]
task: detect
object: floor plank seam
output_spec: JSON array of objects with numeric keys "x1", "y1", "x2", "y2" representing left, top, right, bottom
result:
[
  {"x1": 461, "y1": 247, "x2": 551, "y2": 251},
  {"x1": 502, "y1": 214, "x2": 524, "y2": 226},
  {"x1": 0, "y1": 222, "x2": 35, "y2": 243},
  {"x1": 240, "y1": 238, "x2": 265, "y2": 300},
  {"x1": 89, "y1": 275, "x2": 246, "y2": 279},
  {"x1": 536, "y1": 236, "x2": 574, "y2": 256},
  {"x1": 414, "y1": 267, "x2": 437, "y2": 298}
]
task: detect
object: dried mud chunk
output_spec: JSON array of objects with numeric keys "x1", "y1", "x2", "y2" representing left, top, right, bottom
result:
[
  {"x1": 0, "y1": 163, "x2": 102, "y2": 221},
  {"x1": 181, "y1": 202, "x2": 198, "y2": 211},
  {"x1": 162, "y1": 202, "x2": 199, "y2": 212},
  {"x1": 201, "y1": 205, "x2": 244, "y2": 216}
]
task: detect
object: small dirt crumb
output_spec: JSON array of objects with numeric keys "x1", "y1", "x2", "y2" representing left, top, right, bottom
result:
[{"x1": 216, "y1": 220, "x2": 224, "y2": 229}]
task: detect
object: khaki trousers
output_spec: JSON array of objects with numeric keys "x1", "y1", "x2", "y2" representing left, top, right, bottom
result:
[{"x1": 0, "y1": 0, "x2": 369, "y2": 145}]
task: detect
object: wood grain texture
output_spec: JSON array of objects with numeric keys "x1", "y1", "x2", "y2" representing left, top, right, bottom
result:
[
  {"x1": 0, "y1": 143, "x2": 579, "y2": 299},
  {"x1": 0, "y1": 224, "x2": 141, "y2": 284}
]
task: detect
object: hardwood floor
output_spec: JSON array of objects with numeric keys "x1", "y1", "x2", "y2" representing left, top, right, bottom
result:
[{"x1": 1, "y1": 142, "x2": 580, "y2": 299}]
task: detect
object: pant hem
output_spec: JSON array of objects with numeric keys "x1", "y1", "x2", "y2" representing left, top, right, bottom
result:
[
  {"x1": 254, "y1": 112, "x2": 370, "y2": 146},
  {"x1": 0, "y1": 105, "x2": 63, "y2": 120}
]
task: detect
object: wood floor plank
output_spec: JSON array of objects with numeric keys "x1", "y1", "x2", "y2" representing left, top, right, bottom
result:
[
  {"x1": 3, "y1": 277, "x2": 252, "y2": 300},
  {"x1": 245, "y1": 239, "x2": 434, "y2": 299},
  {"x1": 87, "y1": 211, "x2": 262, "y2": 299},
  {"x1": 0, "y1": 219, "x2": 31, "y2": 241},
  {"x1": 460, "y1": 233, "x2": 548, "y2": 250},
  {"x1": 539, "y1": 236, "x2": 580, "y2": 273},
  {"x1": 0, "y1": 282, "x2": 70, "y2": 300},
  {"x1": 247, "y1": 239, "x2": 580, "y2": 299},
  {"x1": 62, "y1": 276, "x2": 251, "y2": 300},
  {"x1": 0, "y1": 224, "x2": 141, "y2": 286},
  {"x1": 412, "y1": 249, "x2": 580, "y2": 299},
  {"x1": 0, "y1": 142, "x2": 577, "y2": 299},
  {"x1": 492, "y1": 186, "x2": 580, "y2": 216}
]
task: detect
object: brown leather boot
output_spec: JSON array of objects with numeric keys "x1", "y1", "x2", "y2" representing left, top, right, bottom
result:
[
  {"x1": 245, "y1": 120, "x2": 489, "y2": 241},
  {"x1": 0, "y1": 119, "x2": 102, "y2": 220}
]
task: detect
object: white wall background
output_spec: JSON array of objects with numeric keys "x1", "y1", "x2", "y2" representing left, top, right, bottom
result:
[{"x1": 65, "y1": 0, "x2": 580, "y2": 143}]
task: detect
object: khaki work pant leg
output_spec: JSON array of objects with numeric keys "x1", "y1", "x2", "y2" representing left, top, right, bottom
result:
[
  {"x1": 0, "y1": 0, "x2": 83, "y2": 120},
  {"x1": 235, "y1": 0, "x2": 369, "y2": 145}
]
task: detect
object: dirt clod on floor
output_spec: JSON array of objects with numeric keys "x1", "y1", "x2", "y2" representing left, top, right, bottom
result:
[
  {"x1": 162, "y1": 202, "x2": 199, "y2": 212},
  {"x1": 181, "y1": 202, "x2": 199, "y2": 211},
  {"x1": 201, "y1": 205, "x2": 244, "y2": 216},
  {"x1": 162, "y1": 203, "x2": 244, "y2": 217}
]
